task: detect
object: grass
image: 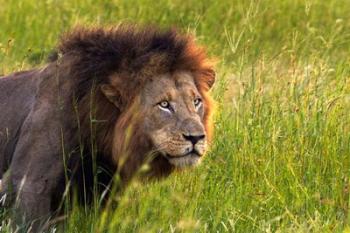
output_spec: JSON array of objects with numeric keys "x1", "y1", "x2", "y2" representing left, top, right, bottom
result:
[{"x1": 1, "y1": 0, "x2": 350, "y2": 232}]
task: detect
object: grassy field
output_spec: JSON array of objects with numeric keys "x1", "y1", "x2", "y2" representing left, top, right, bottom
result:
[{"x1": 1, "y1": 0, "x2": 350, "y2": 232}]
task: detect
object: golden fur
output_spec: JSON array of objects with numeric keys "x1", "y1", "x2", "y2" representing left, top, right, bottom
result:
[{"x1": 0, "y1": 24, "x2": 215, "y2": 231}]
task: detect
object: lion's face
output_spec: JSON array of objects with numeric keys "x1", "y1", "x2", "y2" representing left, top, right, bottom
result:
[{"x1": 140, "y1": 72, "x2": 208, "y2": 168}]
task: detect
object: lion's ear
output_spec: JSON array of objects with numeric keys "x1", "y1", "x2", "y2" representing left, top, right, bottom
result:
[
  {"x1": 100, "y1": 84, "x2": 123, "y2": 108},
  {"x1": 202, "y1": 69, "x2": 216, "y2": 90}
]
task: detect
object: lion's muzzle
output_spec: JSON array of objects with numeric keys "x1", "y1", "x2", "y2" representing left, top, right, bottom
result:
[{"x1": 151, "y1": 118, "x2": 208, "y2": 168}]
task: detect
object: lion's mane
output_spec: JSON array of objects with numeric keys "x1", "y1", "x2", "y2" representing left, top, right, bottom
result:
[{"x1": 55, "y1": 25, "x2": 216, "y2": 181}]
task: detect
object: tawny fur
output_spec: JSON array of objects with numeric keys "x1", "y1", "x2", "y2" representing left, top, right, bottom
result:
[{"x1": 0, "y1": 24, "x2": 215, "y2": 232}]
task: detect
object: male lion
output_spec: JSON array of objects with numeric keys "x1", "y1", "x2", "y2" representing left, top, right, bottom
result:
[{"x1": 0, "y1": 24, "x2": 215, "y2": 231}]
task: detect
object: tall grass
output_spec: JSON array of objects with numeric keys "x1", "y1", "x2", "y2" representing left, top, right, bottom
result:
[{"x1": 1, "y1": 0, "x2": 350, "y2": 232}]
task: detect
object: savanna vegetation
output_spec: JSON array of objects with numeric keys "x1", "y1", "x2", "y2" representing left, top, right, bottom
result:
[{"x1": 0, "y1": 0, "x2": 349, "y2": 232}]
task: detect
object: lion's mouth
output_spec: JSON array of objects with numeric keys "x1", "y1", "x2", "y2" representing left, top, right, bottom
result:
[
  {"x1": 166, "y1": 149, "x2": 201, "y2": 158},
  {"x1": 164, "y1": 150, "x2": 202, "y2": 168}
]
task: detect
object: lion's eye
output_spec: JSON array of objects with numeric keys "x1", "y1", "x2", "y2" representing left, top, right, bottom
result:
[
  {"x1": 159, "y1": 101, "x2": 169, "y2": 108},
  {"x1": 194, "y1": 98, "x2": 202, "y2": 108},
  {"x1": 158, "y1": 100, "x2": 171, "y2": 109}
]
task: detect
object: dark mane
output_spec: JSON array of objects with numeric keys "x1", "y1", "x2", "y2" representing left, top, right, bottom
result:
[
  {"x1": 56, "y1": 24, "x2": 215, "y2": 179},
  {"x1": 56, "y1": 24, "x2": 215, "y2": 99},
  {"x1": 59, "y1": 25, "x2": 186, "y2": 75}
]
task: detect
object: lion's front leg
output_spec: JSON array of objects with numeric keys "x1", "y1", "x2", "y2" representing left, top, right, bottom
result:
[
  {"x1": 13, "y1": 188, "x2": 52, "y2": 232},
  {"x1": 5, "y1": 108, "x2": 74, "y2": 232},
  {"x1": 0, "y1": 166, "x2": 59, "y2": 232},
  {"x1": 6, "y1": 154, "x2": 65, "y2": 232}
]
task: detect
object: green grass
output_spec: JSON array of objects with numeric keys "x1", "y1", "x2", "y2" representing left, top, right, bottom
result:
[{"x1": 1, "y1": 0, "x2": 350, "y2": 232}]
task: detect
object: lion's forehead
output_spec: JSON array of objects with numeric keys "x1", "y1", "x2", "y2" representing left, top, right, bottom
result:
[
  {"x1": 174, "y1": 72, "x2": 197, "y2": 88},
  {"x1": 142, "y1": 72, "x2": 199, "y2": 103}
]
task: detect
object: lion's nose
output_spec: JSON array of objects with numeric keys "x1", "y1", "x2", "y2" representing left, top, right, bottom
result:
[{"x1": 183, "y1": 134, "x2": 205, "y2": 145}]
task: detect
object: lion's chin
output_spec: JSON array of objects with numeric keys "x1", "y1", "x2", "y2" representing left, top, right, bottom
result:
[{"x1": 165, "y1": 154, "x2": 201, "y2": 168}]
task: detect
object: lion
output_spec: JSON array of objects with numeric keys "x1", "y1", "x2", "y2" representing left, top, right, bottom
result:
[{"x1": 0, "y1": 24, "x2": 215, "y2": 231}]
